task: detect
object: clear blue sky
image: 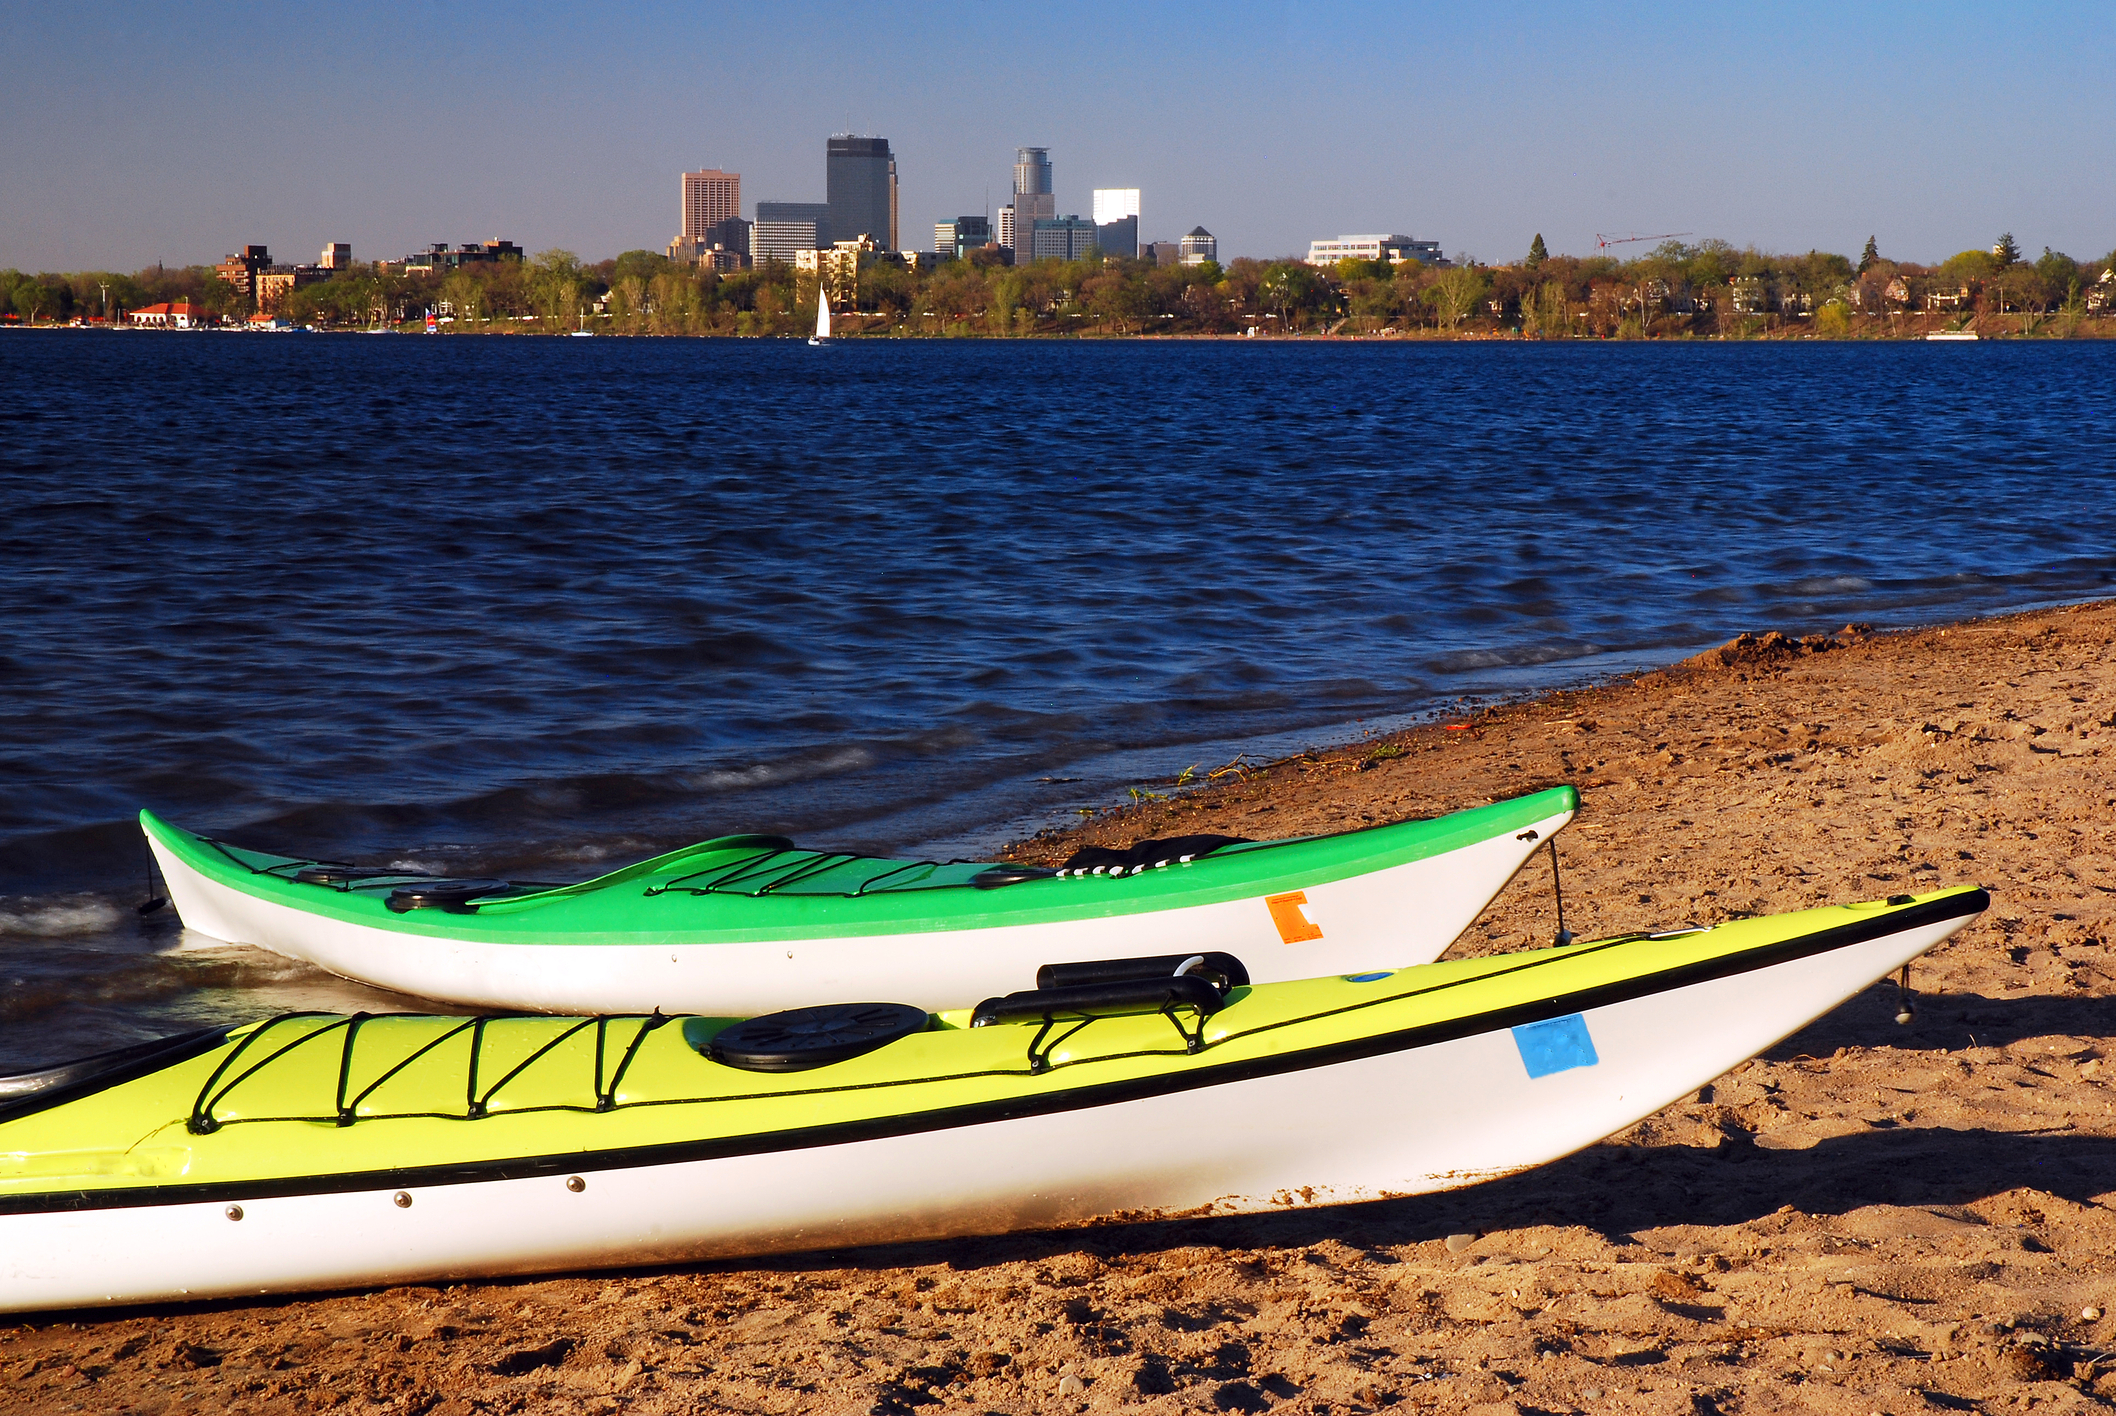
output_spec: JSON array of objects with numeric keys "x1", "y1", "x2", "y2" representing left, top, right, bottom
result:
[{"x1": 4, "y1": 0, "x2": 2111, "y2": 272}]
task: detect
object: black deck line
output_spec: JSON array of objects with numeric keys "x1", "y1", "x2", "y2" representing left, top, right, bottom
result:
[{"x1": 0, "y1": 890, "x2": 1987, "y2": 1216}]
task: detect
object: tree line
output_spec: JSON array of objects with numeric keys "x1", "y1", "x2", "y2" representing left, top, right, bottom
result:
[{"x1": 5, "y1": 233, "x2": 2111, "y2": 337}]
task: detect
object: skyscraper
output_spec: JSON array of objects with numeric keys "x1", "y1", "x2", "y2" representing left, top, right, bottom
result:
[
  {"x1": 1031, "y1": 216, "x2": 1099, "y2": 261},
  {"x1": 1013, "y1": 147, "x2": 1052, "y2": 201},
  {"x1": 1180, "y1": 227, "x2": 1218, "y2": 265},
  {"x1": 935, "y1": 215, "x2": 991, "y2": 259},
  {"x1": 681, "y1": 169, "x2": 741, "y2": 244},
  {"x1": 826, "y1": 136, "x2": 897, "y2": 251},
  {"x1": 1092, "y1": 189, "x2": 1140, "y2": 259},
  {"x1": 752, "y1": 201, "x2": 831, "y2": 265},
  {"x1": 1003, "y1": 147, "x2": 1056, "y2": 260}
]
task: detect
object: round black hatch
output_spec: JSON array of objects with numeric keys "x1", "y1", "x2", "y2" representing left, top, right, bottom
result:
[
  {"x1": 384, "y1": 879, "x2": 511, "y2": 913},
  {"x1": 707, "y1": 1002, "x2": 930, "y2": 1072},
  {"x1": 295, "y1": 865, "x2": 403, "y2": 887}
]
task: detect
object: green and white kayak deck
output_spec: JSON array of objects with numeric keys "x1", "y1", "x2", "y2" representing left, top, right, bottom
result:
[
  {"x1": 0, "y1": 886, "x2": 1986, "y2": 1311},
  {"x1": 142, "y1": 788, "x2": 1578, "y2": 1014}
]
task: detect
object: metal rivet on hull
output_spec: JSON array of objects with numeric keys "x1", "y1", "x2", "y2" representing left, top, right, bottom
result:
[
  {"x1": 566, "y1": 1176, "x2": 586, "y2": 1193},
  {"x1": 393, "y1": 1191, "x2": 413, "y2": 1208},
  {"x1": 225, "y1": 1205, "x2": 244, "y2": 1221}
]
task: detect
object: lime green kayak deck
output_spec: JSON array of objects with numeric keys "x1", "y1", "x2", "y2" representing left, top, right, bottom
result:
[
  {"x1": 141, "y1": 786, "x2": 1578, "y2": 945},
  {"x1": 0, "y1": 885, "x2": 1985, "y2": 1210}
]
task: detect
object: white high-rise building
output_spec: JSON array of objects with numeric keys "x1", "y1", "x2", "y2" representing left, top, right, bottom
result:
[
  {"x1": 1092, "y1": 189, "x2": 1139, "y2": 225},
  {"x1": 1092, "y1": 189, "x2": 1140, "y2": 259},
  {"x1": 1304, "y1": 234, "x2": 1446, "y2": 267}
]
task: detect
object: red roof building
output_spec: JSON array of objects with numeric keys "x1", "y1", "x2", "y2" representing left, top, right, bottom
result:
[{"x1": 130, "y1": 301, "x2": 212, "y2": 329}]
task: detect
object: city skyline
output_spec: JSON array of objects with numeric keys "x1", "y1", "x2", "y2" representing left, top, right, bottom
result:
[{"x1": 2, "y1": 2, "x2": 2111, "y2": 273}]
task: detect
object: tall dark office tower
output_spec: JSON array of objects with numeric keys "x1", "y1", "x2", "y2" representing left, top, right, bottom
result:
[{"x1": 827, "y1": 136, "x2": 898, "y2": 251}]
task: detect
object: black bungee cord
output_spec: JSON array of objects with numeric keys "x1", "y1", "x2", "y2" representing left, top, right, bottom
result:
[
  {"x1": 1549, "y1": 836, "x2": 1574, "y2": 947},
  {"x1": 138, "y1": 835, "x2": 168, "y2": 916}
]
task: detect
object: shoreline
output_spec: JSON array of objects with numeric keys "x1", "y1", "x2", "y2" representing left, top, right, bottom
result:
[
  {"x1": 7, "y1": 599, "x2": 2115, "y2": 1414},
  {"x1": 13, "y1": 322, "x2": 2116, "y2": 342}
]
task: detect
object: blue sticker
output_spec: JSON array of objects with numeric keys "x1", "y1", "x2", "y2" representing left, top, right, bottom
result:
[
  {"x1": 1347, "y1": 972, "x2": 1394, "y2": 983},
  {"x1": 1512, "y1": 1014, "x2": 1599, "y2": 1079}
]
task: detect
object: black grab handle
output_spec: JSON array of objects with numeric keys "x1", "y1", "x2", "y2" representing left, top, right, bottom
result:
[
  {"x1": 1035, "y1": 951, "x2": 1250, "y2": 992},
  {"x1": 970, "y1": 973, "x2": 1227, "y2": 1029}
]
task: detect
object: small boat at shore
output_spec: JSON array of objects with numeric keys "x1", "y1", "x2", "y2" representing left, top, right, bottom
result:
[
  {"x1": 141, "y1": 789, "x2": 1578, "y2": 1016},
  {"x1": 0, "y1": 887, "x2": 1985, "y2": 1311}
]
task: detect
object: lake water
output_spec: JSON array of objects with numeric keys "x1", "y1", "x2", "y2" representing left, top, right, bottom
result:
[{"x1": 3, "y1": 332, "x2": 2112, "y2": 1067}]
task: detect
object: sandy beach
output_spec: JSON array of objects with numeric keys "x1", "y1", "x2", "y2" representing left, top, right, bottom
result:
[{"x1": 6, "y1": 599, "x2": 2113, "y2": 1416}]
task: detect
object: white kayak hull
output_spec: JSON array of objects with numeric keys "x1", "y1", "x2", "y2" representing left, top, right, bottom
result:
[
  {"x1": 0, "y1": 901, "x2": 1972, "y2": 1311},
  {"x1": 146, "y1": 804, "x2": 1576, "y2": 1015}
]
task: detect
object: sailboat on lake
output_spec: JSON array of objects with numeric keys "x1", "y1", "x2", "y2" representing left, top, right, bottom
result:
[{"x1": 809, "y1": 286, "x2": 834, "y2": 346}]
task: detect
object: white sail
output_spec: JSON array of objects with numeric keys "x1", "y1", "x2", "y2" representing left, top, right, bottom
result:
[{"x1": 815, "y1": 287, "x2": 832, "y2": 341}]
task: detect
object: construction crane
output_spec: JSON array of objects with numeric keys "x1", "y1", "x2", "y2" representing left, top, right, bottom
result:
[{"x1": 1594, "y1": 231, "x2": 1692, "y2": 252}]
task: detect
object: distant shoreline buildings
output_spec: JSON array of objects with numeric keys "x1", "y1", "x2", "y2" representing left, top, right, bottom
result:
[
  {"x1": 667, "y1": 136, "x2": 903, "y2": 272},
  {"x1": 1093, "y1": 189, "x2": 1139, "y2": 260},
  {"x1": 649, "y1": 133, "x2": 1450, "y2": 277},
  {"x1": 208, "y1": 141, "x2": 1455, "y2": 320},
  {"x1": 214, "y1": 242, "x2": 380, "y2": 312},
  {"x1": 670, "y1": 169, "x2": 748, "y2": 268},
  {"x1": 1305, "y1": 234, "x2": 1446, "y2": 268}
]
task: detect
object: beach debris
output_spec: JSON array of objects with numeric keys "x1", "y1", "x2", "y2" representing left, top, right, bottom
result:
[
  {"x1": 1998, "y1": 1338, "x2": 2062, "y2": 1382},
  {"x1": 1445, "y1": 1232, "x2": 1477, "y2": 1253},
  {"x1": 1683, "y1": 630, "x2": 1841, "y2": 671},
  {"x1": 492, "y1": 1338, "x2": 572, "y2": 1376},
  {"x1": 1650, "y1": 1269, "x2": 1708, "y2": 1302}
]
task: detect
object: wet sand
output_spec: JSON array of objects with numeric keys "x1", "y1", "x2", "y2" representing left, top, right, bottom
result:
[{"x1": 6, "y1": 601, "x2": 2114, "y2": 1415}]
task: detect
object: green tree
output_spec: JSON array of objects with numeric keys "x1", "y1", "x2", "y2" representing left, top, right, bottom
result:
[
  {"x1": 1992, "y1": 232, "x2": 2020, "y2": 266},
  {"x1": 1858, "y1": 236, "x2": 1880, "y2": 273},
  {"x1": 1333, "y1": 256, "x2": 1391, "y2": 283},
  {"x1": 2035, "y1": 248, "x2": 2079, "y2": 309},
  {"x1": 13, "y1": 278, "x2": 65, "y2": 324},
  {"x1": 441, "y1": 269, "x2": 486, "y2": 324},
  {"x1": 1257, "y1": 262, "x2": 1326, "y2": 328},
  {"x1": 990, "y1": 272, "x2": 1025, "y2": 334},
  {"x1": 1422, "y1": 266, "x2": 1490, "y2": 328},
  {"x1": 1520, "y1": 282, "x2": 1571, "y2": 337},
  {"x1": 1526, "y1": 233, "x2": 1548, "y2": 268},
  {"x1": 1938, "y1": 249, "x2": 2001, "y2": 284},
  {"x1": 530, "y1": 248, "x2": 583, "y2": 328}
]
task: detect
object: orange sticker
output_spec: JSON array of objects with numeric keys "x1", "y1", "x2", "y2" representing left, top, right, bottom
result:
[{"x1": 1265, "y1": 890, "x2": 1324, "y2": 944}]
